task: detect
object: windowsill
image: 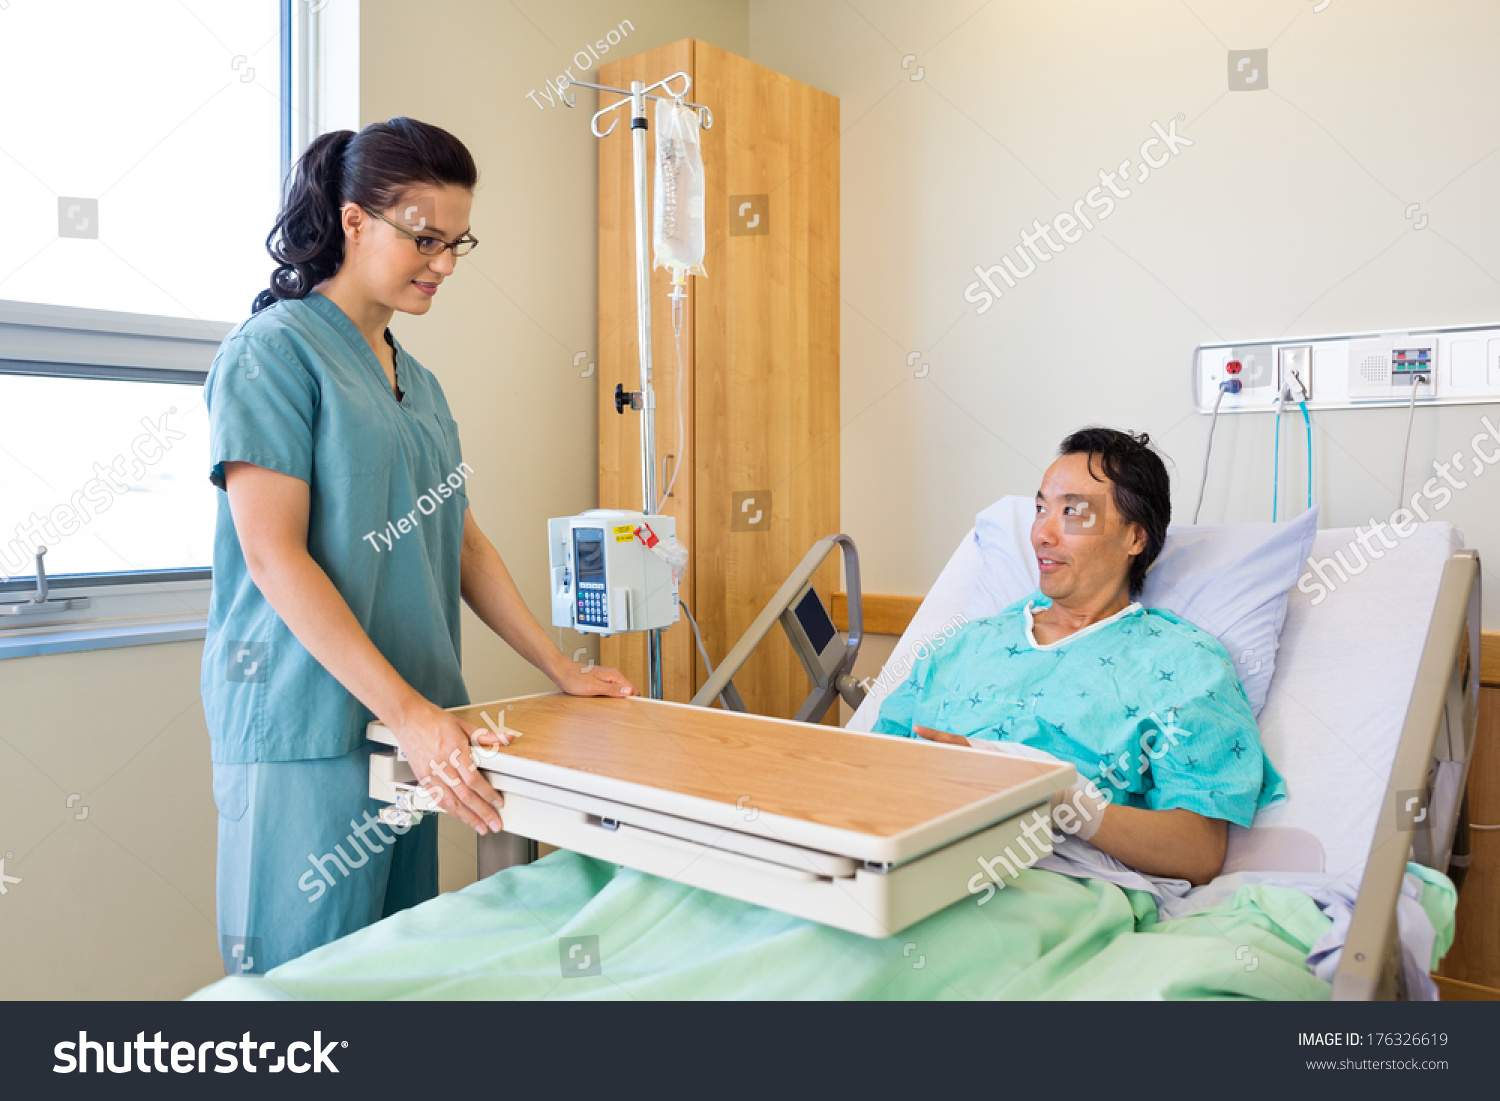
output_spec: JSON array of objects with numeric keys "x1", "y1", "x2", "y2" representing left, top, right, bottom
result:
[
  {"x1": 0, "y1": 577, "x2": 211, "y2": 660},
  {"x1": 0, "y1": 616, "x2": 207, "y2": 659}
]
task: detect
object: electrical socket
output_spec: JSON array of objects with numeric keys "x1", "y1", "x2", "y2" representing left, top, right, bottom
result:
[
  {"x1": 1232, "y1": 345, "x2": 1276, "y2": 391},
  {"x1": 1278, "y1": 345, "x2": 1312, "y2": 400}
]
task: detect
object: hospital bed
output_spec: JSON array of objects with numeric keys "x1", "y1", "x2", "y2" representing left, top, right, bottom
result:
[
  {"x1": 844, "y1": 509, "x2": 1479, "y2": 1000},
  {"x1": 191, "y1": 510, "x2": 1477, "y2": 1001}
]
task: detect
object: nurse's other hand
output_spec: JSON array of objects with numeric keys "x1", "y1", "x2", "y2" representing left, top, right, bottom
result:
[
  {"x1": 914, "y1": 725, "x2": 970, "y2": 746},
  {"x1": 555, "y1": 663, "x2": 635, "y2": 699},
  {"x1": 393, "y1": 702, "x2": 507, "y2": 836}
]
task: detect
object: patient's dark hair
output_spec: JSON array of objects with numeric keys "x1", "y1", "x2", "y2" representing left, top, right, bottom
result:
[
  {"x1": 252, "y1": 117, "x2": 478, "y2": 314},
  {"x1": 1058, "y1": 427, "x2": 1170, "y2": 598}
]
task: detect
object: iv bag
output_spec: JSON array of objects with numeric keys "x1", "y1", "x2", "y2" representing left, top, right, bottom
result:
[{"x1": 652, "y1": 98, "x2": 706, "y2": 283}]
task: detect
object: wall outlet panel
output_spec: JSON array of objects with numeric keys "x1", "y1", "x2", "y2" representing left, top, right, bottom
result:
[{"x1": 1194, "y1": 324, "x2": 1498, "y2": 413}]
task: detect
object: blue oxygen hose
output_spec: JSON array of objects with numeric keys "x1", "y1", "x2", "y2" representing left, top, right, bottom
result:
[
  {"x1": 1272, "y1": 400, "x2": 1283, "y2": 522},
  {"x1": 1299, "y1": 400, "x2": 1312, "y2": 509}
]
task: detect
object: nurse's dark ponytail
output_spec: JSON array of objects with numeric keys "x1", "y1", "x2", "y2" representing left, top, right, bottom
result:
[{"x1": 252, "y1": 117, "x2": 478, "y2": 315}]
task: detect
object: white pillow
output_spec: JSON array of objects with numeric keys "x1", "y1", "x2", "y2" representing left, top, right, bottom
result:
[{"x1": 973, "y1": 496, "x2": 1320, "y2": 716}]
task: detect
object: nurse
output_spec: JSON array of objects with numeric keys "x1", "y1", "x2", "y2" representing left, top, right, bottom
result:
[{"x1": 201, "y1": 117, "x2": 634, "y2": 974}]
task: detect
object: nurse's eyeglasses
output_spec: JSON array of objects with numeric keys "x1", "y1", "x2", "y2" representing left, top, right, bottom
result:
[{"x1": 362, "y1": 206, "x2": 479, "y2": 257}]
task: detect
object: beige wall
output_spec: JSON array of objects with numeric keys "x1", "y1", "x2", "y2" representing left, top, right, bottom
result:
[
  {"x1": 748, "y1": 0, "x2": 1500, "y2": 628},
  {"x1": 0, "y1": 641, "x2": 218, "y2": 998},
  {"x1": 0, "y1": 0, "x2": 749, "y2": 1001},
  {"x1": 363, "y1": 0, "x2": 748, "y2": 705}
]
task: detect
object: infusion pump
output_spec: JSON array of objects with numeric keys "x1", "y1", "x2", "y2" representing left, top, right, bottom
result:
[{"x1": 548, "y1": 510, "x2": 681, "y2": 636}]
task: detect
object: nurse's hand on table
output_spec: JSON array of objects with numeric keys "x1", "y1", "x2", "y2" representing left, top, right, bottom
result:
[
  {"x1": 390, "y1": 700, "x2": 510, "y2": 836},
  {"x1": 914, "y1": 725, "x2": 970, "y2": 746},
  {"x1": 554, "y1": 662, "x2": 635, "y2": 698}
]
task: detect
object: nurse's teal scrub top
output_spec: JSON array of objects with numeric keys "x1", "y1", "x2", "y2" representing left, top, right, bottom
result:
[{"x1": 200, "y1": 291, "x2": 472, "y2": 763}]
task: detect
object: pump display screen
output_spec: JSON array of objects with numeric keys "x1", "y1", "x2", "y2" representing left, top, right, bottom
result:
[
  {"x1": 572, "y1": 528, "x2": 608, "y2": 628},
  {"x1": 574, "y1": 529, "x2": 605, "y2": 585},
  {"x1": 794, "y1": 587, "x2": 837, "y2": 655}
]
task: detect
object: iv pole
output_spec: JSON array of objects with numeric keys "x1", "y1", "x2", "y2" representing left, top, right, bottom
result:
[{"x1": 561, "y1": 73, "x2": 712, "y2": 700}]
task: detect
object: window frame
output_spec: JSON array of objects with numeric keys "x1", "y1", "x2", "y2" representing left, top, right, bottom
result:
[
  {"x1": 0, "y1": 0, "x2": 346, "y2": 658},
  {"x1": 0, "y1": 300, "x2": 229, "y2": 654}
]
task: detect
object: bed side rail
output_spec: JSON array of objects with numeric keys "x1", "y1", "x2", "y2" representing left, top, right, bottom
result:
[
  {"x1": 1331, "y1": 548, "x2": 1480, "y2": 1000},
  {"x1": 689, "y1": 534, "x2": 865, "y2": 721}
]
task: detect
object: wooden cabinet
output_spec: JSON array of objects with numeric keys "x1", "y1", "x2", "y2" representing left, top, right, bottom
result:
[{"x1": 597, "y1": 40, "x2": 839, "y2": 719}]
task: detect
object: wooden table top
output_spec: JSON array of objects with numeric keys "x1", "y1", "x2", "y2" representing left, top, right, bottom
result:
[{"x1": 386, "y1": 693, "x2": 1071, "y2": 842}]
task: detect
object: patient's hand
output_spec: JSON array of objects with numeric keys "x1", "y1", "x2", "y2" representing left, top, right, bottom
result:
[{"x1": 914, "y1": 725, "x2": 970, "y2": 746}]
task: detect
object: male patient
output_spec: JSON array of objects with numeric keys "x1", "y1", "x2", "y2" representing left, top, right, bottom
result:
[{"x1": 874, "y1": 427, "x2": 1285, "y2": 886}]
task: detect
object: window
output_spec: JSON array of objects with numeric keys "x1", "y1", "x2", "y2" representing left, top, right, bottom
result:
[
  {"x1": 0, "y1": 1, "x2": 284, "y2": 321},
  {"x1": 0, "y1": 373, "x2": 213, "y2": 581},
  {"x1": 0, "y1": 0, "x2": 358, "y2": 655}
]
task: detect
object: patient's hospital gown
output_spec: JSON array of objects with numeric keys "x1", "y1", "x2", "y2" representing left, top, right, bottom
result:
[{"x1": 873, "y1": 593, "x2": 1286, "y2": 826}]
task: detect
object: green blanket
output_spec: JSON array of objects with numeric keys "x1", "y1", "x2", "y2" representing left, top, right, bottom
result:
[{"x1": 190, "y1": 849, "x2": 1436, "y2": 1000}]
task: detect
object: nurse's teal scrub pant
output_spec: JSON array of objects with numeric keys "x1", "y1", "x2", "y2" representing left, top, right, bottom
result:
[{"x1": 213, "y1": 742, "x2": 438, "y2": 975}]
